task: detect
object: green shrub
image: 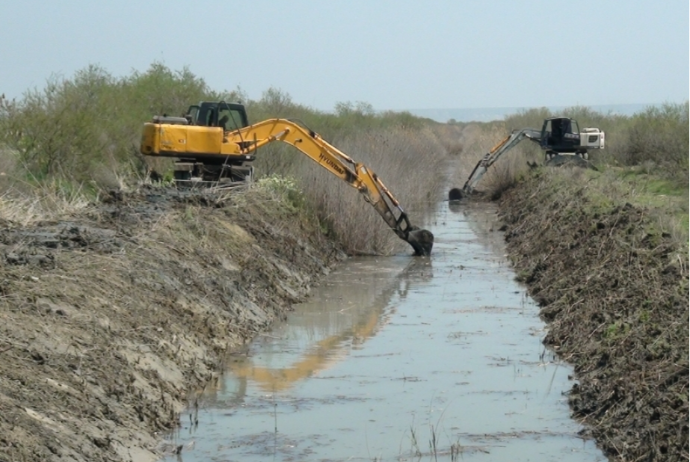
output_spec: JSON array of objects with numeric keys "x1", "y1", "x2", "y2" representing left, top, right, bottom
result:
[
  {"x1": 610, "y1": 102, "x2": 689, "y2": 184},
  {"x1": 0, "y1": 63, "x2": 216, "y2": 186},
  {"x1": 495, "y1": 103, "x2": 689, "y2": 186}
]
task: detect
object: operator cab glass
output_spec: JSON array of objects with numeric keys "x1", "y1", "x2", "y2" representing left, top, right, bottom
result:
[
  {"x1": 541, "y1": 117, "x2": 580, "y2": 151},
  {"x1": 195, "y1": 106, "x2": 215, "y2": 126},
  {"x1": 186, "y1": 102, "x2": 249, "y2": 130},
  {"x1": 217, "y1": 107, "x2": 247, "y2": 131}
]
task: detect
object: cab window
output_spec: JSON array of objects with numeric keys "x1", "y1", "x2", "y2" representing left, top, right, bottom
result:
[
  {"x1": 218, "y1": 109, "x2": 246, "y2": 131},
  {"x1": 196, "y1": 106, "x2": 215, "y2": 126}
]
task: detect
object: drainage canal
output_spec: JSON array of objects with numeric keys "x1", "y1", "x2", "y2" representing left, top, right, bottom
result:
[{"x1": 163, "y1": 202, "x2": 605, "y2": 461}]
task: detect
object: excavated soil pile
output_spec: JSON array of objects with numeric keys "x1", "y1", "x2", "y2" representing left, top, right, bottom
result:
[
  {"x1": 0, "y1": 186, "x2": 343, "y2": 462},
  {"x1": 497, "y1": 171, "x2": 689, "y2": 461}
]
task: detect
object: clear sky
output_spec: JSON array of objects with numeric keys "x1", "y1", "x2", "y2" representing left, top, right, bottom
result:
[{"x1": 1, "y1": 0, "x2": 687, "y2": 112}]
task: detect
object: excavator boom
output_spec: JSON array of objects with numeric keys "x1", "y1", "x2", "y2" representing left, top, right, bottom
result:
[
  {"x1": 140, "y1": 116, "x2": 433, "y2": 256},
  {"x1": 462, "y1": 128, "x2": 540, "y2": 194}
]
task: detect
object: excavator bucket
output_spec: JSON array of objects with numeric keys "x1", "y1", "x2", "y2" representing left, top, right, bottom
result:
[{"x1": 406, "y1": 228, "x2": 434, "y2": 256}]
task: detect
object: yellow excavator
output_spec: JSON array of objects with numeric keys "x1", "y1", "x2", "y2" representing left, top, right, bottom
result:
[{"x1": 139, "y1": 101, "x2": 433, "y2": 256}]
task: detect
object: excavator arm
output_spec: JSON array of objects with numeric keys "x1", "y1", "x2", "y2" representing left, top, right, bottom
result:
[
  {"x1": 228, "y1": 119, "x2": 433, "y2": 256},
  {"x1": 462, "y1": 128, "x2": 541, "y2": 194}
]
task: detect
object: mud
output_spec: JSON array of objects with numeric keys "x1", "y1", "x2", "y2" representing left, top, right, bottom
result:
[
  {"x1": 496, "y1": 170, "x2": 689, "y2": 461},
  {"x1": 0, "y1": 186, "x2": 344, "y2": 462}
]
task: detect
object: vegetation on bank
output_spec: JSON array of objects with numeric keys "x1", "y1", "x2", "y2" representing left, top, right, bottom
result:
[
  {"x1": 0, "y1": 63, "x2": 451, "y2": 255},
  {"x1": 0, "y1": 61, "x2": 684, "y2": 252},
  {"x1": 499, "y1": 168, "x2": 688, "y2": 461}
]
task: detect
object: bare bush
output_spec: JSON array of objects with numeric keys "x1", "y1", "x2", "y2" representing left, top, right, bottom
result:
[
  {"x1": 0, "y1": 147, "x2": 20, "y2": 193},
  {"x1": 609, "y1": 103, "x2": 689, "y2": 184}
]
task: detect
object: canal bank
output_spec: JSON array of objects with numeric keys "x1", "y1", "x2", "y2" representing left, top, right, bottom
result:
[
  {"x1": 0, "y1": 186, "x2": 345, "y2": 462},
  {"x1": 497, "y1": 170, "x2": 689, "y2": 461}
]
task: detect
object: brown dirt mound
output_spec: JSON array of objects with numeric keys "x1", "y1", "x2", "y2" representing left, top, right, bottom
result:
[
  {"x1": 497, "y1": 172, "x2": 689, "y2": 461},
  {"x1": 0, "y1": 186, "x2": 344, "y2": 462}
]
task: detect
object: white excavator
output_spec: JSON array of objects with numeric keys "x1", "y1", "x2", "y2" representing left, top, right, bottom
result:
[{"x1": 460, "y1": 117, "x2": 605, "y2": 195}]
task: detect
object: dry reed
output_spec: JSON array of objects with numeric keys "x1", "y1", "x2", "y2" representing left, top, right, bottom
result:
[{"x1": 294, "y1": 127, "x2": 447, "y2": 255}]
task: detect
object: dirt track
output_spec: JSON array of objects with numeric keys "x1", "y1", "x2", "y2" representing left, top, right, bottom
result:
[
  {"x1": 497, "y1": 169, "x2": 689, "y2": 461},
  {"x1": 0, "y1": 186, "x2": 343, "y2": 461}
]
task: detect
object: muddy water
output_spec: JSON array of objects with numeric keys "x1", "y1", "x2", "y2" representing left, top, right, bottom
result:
[{"x1": 164, "y1": 203, "x2": 605, "y2": 462}]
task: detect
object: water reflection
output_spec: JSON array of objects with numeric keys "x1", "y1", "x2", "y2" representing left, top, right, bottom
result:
[
  {"x1": 206, "y1": 257, "x2": 432, "y2": 398},
  {"x1": 448, "y1": 199, "x2": 463, "y2": 215},
  {"x1": 163, "y1": 202, "x2": 605, "y2": 462}
]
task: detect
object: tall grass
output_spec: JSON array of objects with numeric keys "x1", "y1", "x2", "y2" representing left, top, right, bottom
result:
[
  {"x1": 251, "y1": 120, "x2": 448, "y2": 254},
  {"x1": 291, "y1": 127, "x2": 446, "y2": 255}
]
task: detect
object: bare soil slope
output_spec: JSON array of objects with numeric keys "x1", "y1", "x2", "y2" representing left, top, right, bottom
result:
[
  {"x1": 0, "y1": 186, "x2": 343, "y2": 462},
  {"x1": 497, "y1": 169, "x2": 689, "y2": 461}
]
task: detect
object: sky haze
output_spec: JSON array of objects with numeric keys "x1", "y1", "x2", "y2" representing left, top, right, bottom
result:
[{"x1": 1, "y1": 0, "x2": 687, "y2": 112}]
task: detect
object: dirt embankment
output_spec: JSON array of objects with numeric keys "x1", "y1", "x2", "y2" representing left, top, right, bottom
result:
[
  {"x1": 496, "y1": 170, "x2": 689, "y2": 461},
  {"x1": 0, "y1": 186, "x2": 344, "y2": 462}
]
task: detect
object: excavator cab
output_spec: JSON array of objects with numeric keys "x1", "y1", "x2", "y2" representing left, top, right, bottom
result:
[
  {"x1": 540, "y1": 117, "x2": 581, "y2": 153},
  {"x1": 145, "y1": 102, "x2": 254, "y2": 184},
  {"x1": 185, "y1": 102, "x2": 249, "y2": 131}
]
